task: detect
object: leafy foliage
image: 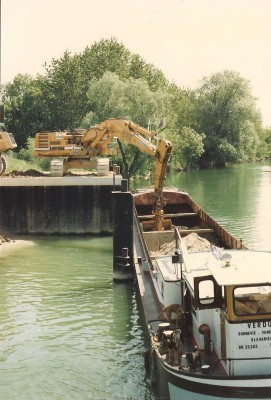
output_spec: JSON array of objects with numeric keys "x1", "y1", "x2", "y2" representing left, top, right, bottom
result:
[
  {"x1": 195, "y1": 70, "x2": 262, "y2": 166},
  {"x1": 3, "y1": 74, "x2": 48, "y2": 148},
  {"x1": 17, "y1": 137, "x2": 50, "y2": 170},
  {"x1": 2, "y1": 39, "x2": 267, "y2": 175},
  {"x1": 256, "y1": 127, "x2": 271, "y2": 159},
  {"x1": 169, "y1": 127, "x2": 205, "y2": 170}
]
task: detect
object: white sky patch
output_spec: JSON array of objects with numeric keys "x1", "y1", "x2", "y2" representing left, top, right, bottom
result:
[{"x1": 2, "y1": 0, "x2": 271, "y2": 126}]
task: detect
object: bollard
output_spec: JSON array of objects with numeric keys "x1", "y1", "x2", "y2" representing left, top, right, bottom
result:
[
  {"x1": 121, "y1": 179, "x2": 129, "y2": 193},
  {"x1": 112, "y1": 188, "x2": 134, "y2": 281}
]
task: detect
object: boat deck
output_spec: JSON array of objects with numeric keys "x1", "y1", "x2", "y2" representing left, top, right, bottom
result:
[
  {"x1": 133, "y1": 218, "x2": 228, "y2": 377},
  {"x1": 133, "y1": 220, "x2": 162, "y2": 324},
  {"x1": 152, "y1": 334, "x2": 228, "y2": 377}
]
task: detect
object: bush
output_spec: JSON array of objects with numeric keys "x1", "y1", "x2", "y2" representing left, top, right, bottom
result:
[{"x1": 17, "y1": 137, "x2": 50, "y2": 171}]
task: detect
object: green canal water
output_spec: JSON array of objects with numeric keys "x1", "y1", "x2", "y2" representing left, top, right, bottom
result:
[
  {"x1": 0, "y1": 161, "x2": 270, "y2": 399},
  {"x1": 0, "y1": 237, "x2": 150, "y2": 400}
]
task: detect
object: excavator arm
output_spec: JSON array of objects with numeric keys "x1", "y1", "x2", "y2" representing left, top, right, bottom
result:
[
  {"x1": 82, "y1": 119, "x2": 172, "y2": 231},
  {"x1": 81, "y1": 118, "x2": 156, "y2": 156}
]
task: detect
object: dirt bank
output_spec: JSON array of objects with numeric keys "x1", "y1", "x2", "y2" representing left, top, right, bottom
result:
[
  {"x1": 0, "y1": 225, "x2": 16, "y2": 244},
  {"x1": 2, "y1": 169, "x2": 99, "y2": 178},
  {"x1": 2, "y1": 169, "x2": 47, "y2": 178},
  {"x1": 0, "y1": 238, "x2": 34, "y2": 256},
  {"x1": 0, "y1": 228, "x2": 34, "y2": 254}
]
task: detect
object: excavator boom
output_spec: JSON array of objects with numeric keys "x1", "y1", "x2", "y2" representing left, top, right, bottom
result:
[
  {"x1": 82, "y1": 119, "x2": 172, "y2": 230},
  {"x1": 81, "y1": 118, "x2": 157, "y2": 156}
]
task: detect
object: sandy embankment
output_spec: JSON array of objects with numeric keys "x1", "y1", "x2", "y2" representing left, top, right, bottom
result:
[{"x1": 0, "y1": 231, "x2": 34, "y2": 255}]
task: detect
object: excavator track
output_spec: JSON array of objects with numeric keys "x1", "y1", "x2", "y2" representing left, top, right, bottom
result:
[{"x1": 0, "y1": 155, "x2": 7, "y2": 175}]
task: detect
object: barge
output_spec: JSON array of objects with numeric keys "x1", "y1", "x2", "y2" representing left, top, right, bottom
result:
[{"x1": 113, "y1": 186, "x2": 271, "y2": 399}]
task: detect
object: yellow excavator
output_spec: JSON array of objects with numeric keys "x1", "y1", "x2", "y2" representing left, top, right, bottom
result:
[
  {"x1": 34, "y1": 118, "x2": 173, "y2": 230},
  {"x1": 0, "y1": 104, "x2": 17, "y2": 175}
]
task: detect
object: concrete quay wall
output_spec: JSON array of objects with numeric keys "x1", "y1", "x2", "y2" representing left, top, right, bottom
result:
[{"x1": 0, "y1": 175, "x2": 122, "y2": 235}]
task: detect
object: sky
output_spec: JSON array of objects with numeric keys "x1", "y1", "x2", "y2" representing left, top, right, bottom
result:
[{"x1": 2, "y1": 0, "x2": 271, "y2": 126}]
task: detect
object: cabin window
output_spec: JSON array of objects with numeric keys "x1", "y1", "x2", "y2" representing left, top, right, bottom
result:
[
  {"x1": 198, "y1": 280, "x2": 215, "y2": 305},
  {"x1": 193, "y1": 275, "x2": 222, "y2": 310},
  {"x1": 234, "y1": 285, "x2": 271, "y2": 316}
]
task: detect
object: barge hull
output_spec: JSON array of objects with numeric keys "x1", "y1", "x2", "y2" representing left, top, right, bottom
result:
[{"x1": 129, "y1": 188, "x2": 271, "y2": 400}]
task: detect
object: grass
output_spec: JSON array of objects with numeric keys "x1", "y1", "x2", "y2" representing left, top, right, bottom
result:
[{"x1": 4, "y1": 153, "x2": 48, "y2": 173}]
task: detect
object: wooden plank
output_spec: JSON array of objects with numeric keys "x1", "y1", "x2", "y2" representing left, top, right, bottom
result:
[
  {"x1": 137, "y1": 212, "x2": 197, "y2": 220},
  {"x1": 179, "y1": 228, "x2": 214, "y2": 234}
]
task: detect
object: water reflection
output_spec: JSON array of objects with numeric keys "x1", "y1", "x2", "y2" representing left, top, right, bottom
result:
[
  {"x1": 252, "y1": 164, "x2": 271, "y2": 249},
  {"x1": 0, "y1": 237, "x2": 154, "y2": 400}
]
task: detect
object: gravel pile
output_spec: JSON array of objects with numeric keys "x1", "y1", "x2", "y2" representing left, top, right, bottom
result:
[
  {"x1": 183, "y1": 232, "x2": 211, "y2": 252},
  {"x1": 150, "y1": 233, "x2": 211, "y2": 256}
]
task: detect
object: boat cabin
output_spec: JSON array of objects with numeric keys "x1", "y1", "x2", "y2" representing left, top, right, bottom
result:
[{"x1": 151, "y1": 245, "x2": 271, "y2": 376}]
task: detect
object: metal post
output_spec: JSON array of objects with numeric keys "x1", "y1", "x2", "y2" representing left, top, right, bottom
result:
[
  {"x1": 121, "y1": 179, "x2": 128, "y2": 193},
  {"x1": 112, "y1": 189, "x2": 134, "y2": 281}
]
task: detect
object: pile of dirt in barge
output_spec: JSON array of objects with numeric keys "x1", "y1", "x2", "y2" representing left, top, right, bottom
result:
[{"x1": 149, "y1": 232, "x2": 211, "y2": 256}]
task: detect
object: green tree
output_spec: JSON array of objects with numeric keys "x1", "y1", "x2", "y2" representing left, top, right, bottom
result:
[
  {"x1": 82, "y1": 38, "x2": 131, "y2": 81},
  {"x1": 85, "y1": 71, "x2": 158, "y2": 125},
  {"x1": 196, "y1": 70, "x2": 262, "y2": 166},
  {"x1": 167, "y1": 85, "x2": 198, "y2": 131},
  {"x1": 41, "y1": 38, "x2": 171, "y2": 132},
  {"x1": 83, "y1": 71, "x2": 172, "y2": 179},
  {"x1": 128, "y1": 53, "x2": 168, "y2": 91},
  {"x1": 256, "y1": 127, "x2": 271, "y2": 159},
  {"x1": 3, "y1": 74, "x2": 48, "y2": 148},
  {"x1": 168, "y1": 127, "x2": 205, "y2": 170},
  {"x1": 43, "y1": 51, "x2": 89, "y2": 130}
]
